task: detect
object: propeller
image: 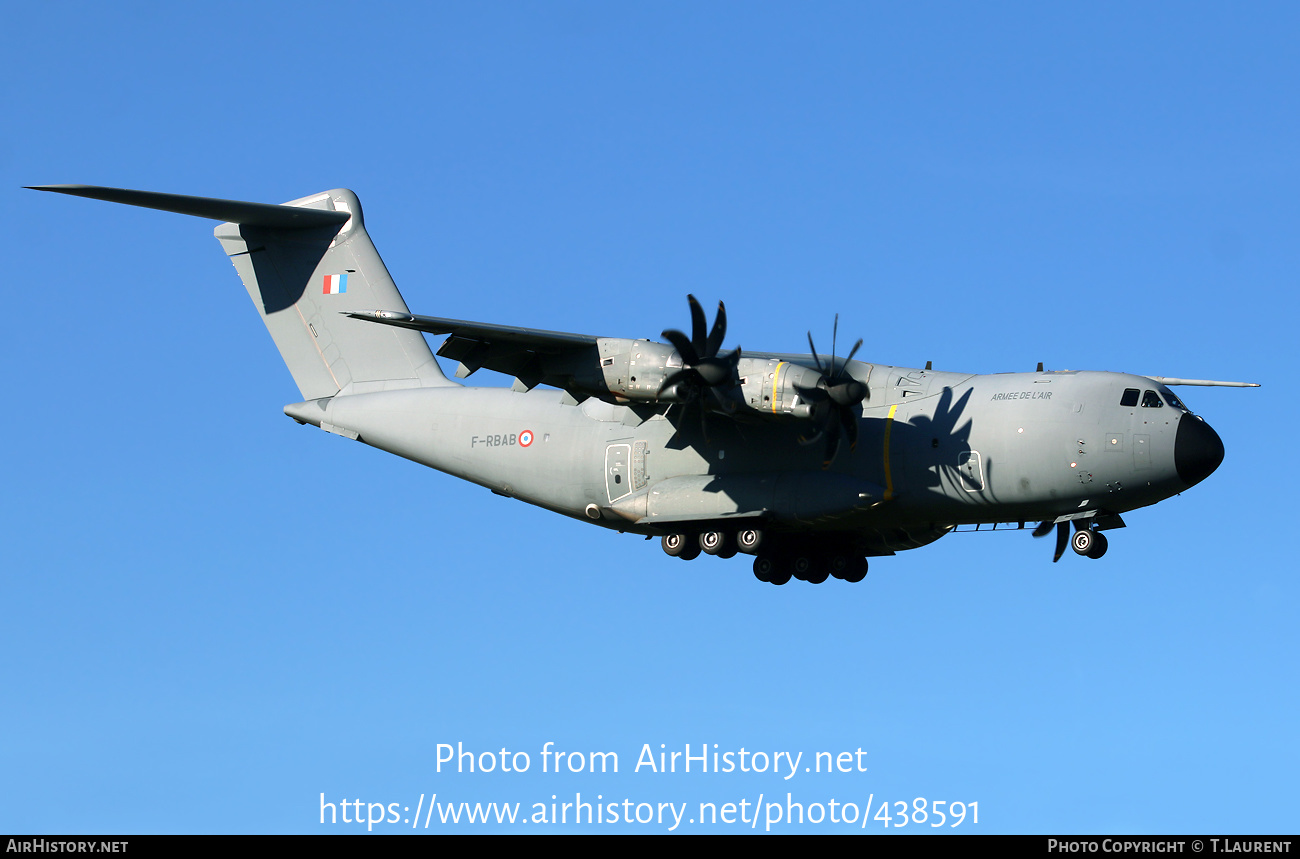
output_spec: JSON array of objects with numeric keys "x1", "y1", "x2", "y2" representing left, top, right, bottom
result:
[
  {"x1": 1033, "y1": 520, "x2": 1070, "y2": 562},
  {"x1": 795, "y1": 315, "x2": 869, "y2": 468},
  {"x1": 658, "y1": 295, "x2": 741, "y2": 439}
]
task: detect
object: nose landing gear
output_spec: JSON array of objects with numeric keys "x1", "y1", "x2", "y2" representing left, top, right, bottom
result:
[
  {"x1": 1070, "y1": 527, "x2": 1108, "y2": 559},
  {"x1": 1036, "y1": 519, "x2": 1113, "y2": 562}
]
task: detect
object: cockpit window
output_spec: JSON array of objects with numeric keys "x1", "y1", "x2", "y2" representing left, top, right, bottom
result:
[
  {"x1": 1159, "y1": 387, "x2": 1190, "y2": 412},
  {"x1": 1120, "y1": 388, "x2": 1140, "y2": 407},
  {"x1": 1141, "y1": 389, "x2": 1163, "y2": 408}
]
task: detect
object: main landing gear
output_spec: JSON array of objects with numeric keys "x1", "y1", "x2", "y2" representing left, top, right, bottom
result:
[
  {"x1": 662, "y1": 528, "x2": 759, "y2": 562},
  {"x1": 661, "y1": 529, "x2": 869, "y2": 586},
  {"x1": 752, "y1": 550, "x2": 868, "y2": 586}
]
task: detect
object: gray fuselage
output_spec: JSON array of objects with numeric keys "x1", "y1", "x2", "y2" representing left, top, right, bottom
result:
[{"x1": 297, "y1": 364, "x2": 1221, "y2": 556}]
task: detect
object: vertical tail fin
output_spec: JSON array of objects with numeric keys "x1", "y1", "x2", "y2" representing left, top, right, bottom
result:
[
  {"x1": 27, "y1": 184, "x2": 453, "y2": 399},
  {"x1": 215, "y1": 188, "x2": 451, "y2": 398}
]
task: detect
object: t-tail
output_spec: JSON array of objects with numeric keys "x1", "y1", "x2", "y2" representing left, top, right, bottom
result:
[{"x1": 26, "y1": 184, "x2": 453, "y2": 399}]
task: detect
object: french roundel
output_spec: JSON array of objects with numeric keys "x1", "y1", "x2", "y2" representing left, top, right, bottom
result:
[{"x1": 519, "y1": 430, "x2": 534, "y2": 447}]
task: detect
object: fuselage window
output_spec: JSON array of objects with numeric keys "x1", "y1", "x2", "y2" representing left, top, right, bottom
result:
[
  {"x1": 1141, "y1": 389, "x2": 1163, "y2": 408},
  {"x1": 1120, "y1": 388, "x2": 1140, "y2": 407}
]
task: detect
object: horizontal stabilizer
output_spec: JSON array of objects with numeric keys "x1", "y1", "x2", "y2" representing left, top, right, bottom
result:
[
  {"x1": 29, "y1": 184, "x2": 450, "y2": 399},
  {"x1": 26, "y1": 184, "x2": 350, "y2": 230}
]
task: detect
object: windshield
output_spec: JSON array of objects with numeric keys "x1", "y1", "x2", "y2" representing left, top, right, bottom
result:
[{"x1": 1158, "y1": 385, "x2": 1191, "y2": 413}]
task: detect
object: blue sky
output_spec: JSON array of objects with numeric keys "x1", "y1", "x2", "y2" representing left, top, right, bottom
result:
[{"x1": 3, "y1": 2, "x2": 1296, "y2": 834}]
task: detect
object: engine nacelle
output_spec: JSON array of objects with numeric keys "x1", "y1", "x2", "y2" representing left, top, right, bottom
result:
[
  {"x1": 732, "y1": 357, "x2": 823, "y2": 419},
  {"x1": 570, "y1": 340, "x2": 840, "y2": 422},
  {"x1": 569, "y1": 338, "x2": 683, "y2": 401}
]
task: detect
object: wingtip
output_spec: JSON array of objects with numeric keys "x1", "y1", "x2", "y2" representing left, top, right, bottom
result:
[{"x1": 26, "y1": 184, "x2": 92, "y2": 192}]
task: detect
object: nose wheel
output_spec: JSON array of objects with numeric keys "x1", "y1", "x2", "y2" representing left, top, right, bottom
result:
[
  {"x1": 1037, "y1": 519, "x2": 1112, "y2": 562},
  {"x1": 1071, "y1": 527, "x2": 1108, "y2": 559}
]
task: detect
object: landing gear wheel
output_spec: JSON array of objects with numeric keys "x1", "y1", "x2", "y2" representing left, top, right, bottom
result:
[
  {"x1": 805, "y1": 560, "x2": 830, "y2": 585},
  {"x1": 753, "y1": 555, "x2": 789, "y2": 585},
  {"x1": 790, "y1": 554, "x2": 814, "y2": 581},
  {"x1": 1071, "y1": 528, "x2": 1095, "y2": 556},
  {"x1": 700, "y1": 530, "x2": 732, "y2": 556},
  {"x1": 1086, "y1": 531, "x2": 1108, "y2": 559},
  {"x1": 842, "y1": 557, "x2": 868, "y2": 583},
  {"x1": 662, "y1": 534, "x2": 699, "y2": 560},
  {"x1": 736, "y1": 529, "x2": 764, "y2": 554},
  {"x1": 662, "y1": 533, "x2": 688, "y2": 557},
  {"x1": 827, "y1": 553, "x2": 852, "y2": 580}
]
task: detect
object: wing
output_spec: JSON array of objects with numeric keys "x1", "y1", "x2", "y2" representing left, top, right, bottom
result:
[
  {"x1": 347, "y1": 302, "x2": 873, "y2": 469},
  {"x1": 346, "y1": 310, "x2": 600, "y2": 391}
]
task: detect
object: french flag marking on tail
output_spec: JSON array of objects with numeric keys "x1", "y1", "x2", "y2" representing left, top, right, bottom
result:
[{"x1": 323, "y1": 273, "x2": 348, "y2": 295}]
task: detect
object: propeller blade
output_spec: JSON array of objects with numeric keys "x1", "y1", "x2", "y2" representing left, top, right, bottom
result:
[
  {"x1": 797, "y1": 428, "x2": 823, "y2": 447},
  {"x1": 842, "y1": 338, "x2": 863, "y2": 368},
  {"x1": 1032, "y1": 521, "x2": 1055, "y2": 538},
  {"x1": 687, "y1": 294, "x2": 707, "y2": 356},
  {"x1": 667, "y1": 399, "x2": 707, "y2": 444},
  {"x1": 839, "y1": 404, "x2": 859, "y2": 451},
  {"x1": 806, "y1": 331, "x2": 826, "y2": 376},
  {"x1": 658, "y1": 368, "x2": 695, "y2": 397},
  {"x1": 830, "y1": 314, "x2": 839, "y2": 375},
  {"x1": 662, "y1": 328, "x2": 700, "y2": 366},
  {"x1": 693, "y1": 358, "x2": 729, "y2": 387},
  {"x1": 705, "y1": 301, "x2": 727, "y2": 357},
  {"x1": 1053, "y1": 521, "x2": 1069, "y2": 562},
  {"x1": 794, "y1": 382, "x2": 830, "y2": 404},
  {"x1": 822, "y1": 420, "x2": 841, "y2": 469}
]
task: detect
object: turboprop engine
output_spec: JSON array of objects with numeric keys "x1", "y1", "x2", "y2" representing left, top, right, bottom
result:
[
  {"x1": 572, "y1": 338, "x2": 829, "y2": 421},
  {"x1": 568, "y1": 298, "x2": 870, "y2": 447}
]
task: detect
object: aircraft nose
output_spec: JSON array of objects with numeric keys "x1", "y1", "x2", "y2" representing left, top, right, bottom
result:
[{"x1": 1174, "y1": 412, "x2": 1224, "y2": 487}]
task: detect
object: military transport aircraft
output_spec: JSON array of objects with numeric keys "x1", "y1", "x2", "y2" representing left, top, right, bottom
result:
[{"x1": 29, "y1": 184, "x2": 1258, "y2": 585}]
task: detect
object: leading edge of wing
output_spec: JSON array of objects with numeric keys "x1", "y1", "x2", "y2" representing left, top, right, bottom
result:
[
  {"x1": 345, "y1": 310, "x2": 598, "y2": 351},
  {"x1": 26, "y1": 184, "x2": 350, "y2": 230}
]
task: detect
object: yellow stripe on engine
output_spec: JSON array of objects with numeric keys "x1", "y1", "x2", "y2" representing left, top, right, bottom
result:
[
  {"x1": 883, "y1": 404, "x2": 898, "y2": 500},
  {"x1": 771, "y1": 361, "x2": 785, "y2": 413}
]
